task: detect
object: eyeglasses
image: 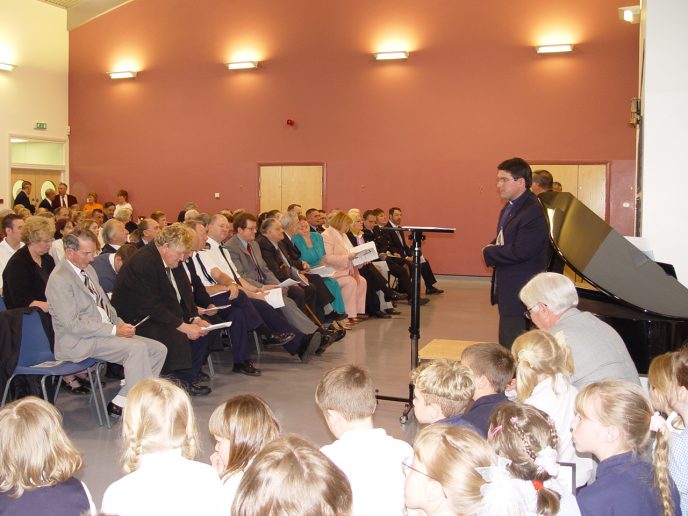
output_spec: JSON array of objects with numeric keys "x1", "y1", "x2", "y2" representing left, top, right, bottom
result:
[
  {"x1": 496, "y1": 176, "x2": 515, "y2": 184},
  {"x1": 524, "y1": 303, "x2": 544, "y2": 320},
  {"x1": 402, "y1": 458, "x2": 435, "y2": 480}
]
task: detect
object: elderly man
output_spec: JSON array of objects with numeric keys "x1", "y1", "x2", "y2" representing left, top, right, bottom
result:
[
  {"x1": 136, "y1": 218, "x2": 161, "y2": 248},
  {"x1": 519, "y1": 272, "x2": 640, "y2": 388},
  {"x1": 13, "y1": 181, "x2": 35, "y2": 215},
  {"x1": 51, "y1": 182, "x2": 77, "y2": 210},
  {"x1": 531, "y1": 169, "x2": 554, "y2": 196},
  {"x1": 38, "y1": 188, "x2": 56, "y2": 211},
  {"x1": 46, "y1": 228, "x2": 167, "y2": 417},
  {"x1": 91, "y1": 243, "x2": 138, "y2": 294},
  {"x1": 112, "y1": 223, "x2": 213, "y2": 395},
  {"x1": 100, "y1": 219, "x2": 129, "y2": 254}
]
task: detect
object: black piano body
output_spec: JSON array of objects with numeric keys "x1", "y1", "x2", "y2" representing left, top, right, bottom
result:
[{"x1": 539, "y1": 192, "x2": 688, "y2": 374}]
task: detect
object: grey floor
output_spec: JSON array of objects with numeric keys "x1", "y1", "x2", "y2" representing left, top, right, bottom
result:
[{"x1": 59, "y1": 276, "x2": 498, "y2": 506}]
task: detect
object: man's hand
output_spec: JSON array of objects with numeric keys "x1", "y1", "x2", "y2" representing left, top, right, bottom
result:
[
  {"x1": 227, "y1": 283, "x2": 240, "y2": 300},
  {"x1": 115, "y1": 323, "x2": 136, "y2": 337},
  {"x1": 301, "y1": 261, "x2": 310, "y2": 271},
  {"x1": 30, "y1": 300, "x2": 49, "y2": 312},
  {"x1": 177, "y1": 322, "x2": 205, "y2": 340},
  {"x1": 201, "y1": 305, "x2": 218, "y2": 317}
]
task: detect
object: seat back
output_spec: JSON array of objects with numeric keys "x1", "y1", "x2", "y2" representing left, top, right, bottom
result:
[
  {"x1": 16, "y1": 311, "x2": 55, "y2": 367},
  {"x1": 0, "y1": 295, "x2": 6, "y2": 311}
]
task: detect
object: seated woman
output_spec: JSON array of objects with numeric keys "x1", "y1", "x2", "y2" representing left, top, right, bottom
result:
[
  {"x1": 49, "y1": 218, "x2": 74, "y2": 264},
  {"x1": 101, "y1": 378, "x2": 223, "y2": 516},
  {"x1": 0, "y1": 397, "x2": 97, "y2": 515},
  {"x1": 78, "y1": 219, "x2": 102, "y2": 254},
  {"x1": 293, "y1": 215, "x2": 348, "y2": 328},
  {"x1": 320, "y1": 211, "x2": 367, "y2": 324},
  {"x1": 404, "y1": 424, "x2": 496, "y2": 515},
  {"x1": 519, "y1": 272, "x2": 640, "y2": 389},
  {"x1": 82, "y1": 192, "x2": 103, "y2": 213},
  {"x1": 232, "y1": 434, "x2": 352, "y2": 515}
]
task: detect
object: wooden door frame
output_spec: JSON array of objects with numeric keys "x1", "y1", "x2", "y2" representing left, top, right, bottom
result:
[
  {"x1": 256, "y1": 161, "x2": 326, "y2": 212},
  {"x1": 529, "y1": 159, "x2": 611, "y2": 223},
  {"x1": 7, "y1": 134, "x2": 68, "y2": 199}
]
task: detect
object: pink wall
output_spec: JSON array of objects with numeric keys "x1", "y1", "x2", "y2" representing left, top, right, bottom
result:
[{"x1": 68, "y1": 0, "x2": 639, "y2": 276}]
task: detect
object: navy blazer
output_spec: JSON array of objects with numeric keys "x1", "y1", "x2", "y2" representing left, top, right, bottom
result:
[{"x1": 483, "y1": 191, "x2": 549, "y2": 316}]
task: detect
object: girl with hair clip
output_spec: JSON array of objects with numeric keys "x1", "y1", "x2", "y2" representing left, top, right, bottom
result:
[
  {"x1": 101, "y1": 378, "x2": 222, "y2": 516},
  {"x1": 481, "y1": 402, "x2": 580, "y2": 516},
  {"x1": 512, "y1": 330, "x2": 593, "y2": 488},
  {"x1": 208, "y1": 394, "x2": 281, "y2": 509},
  {"x1": 232, "y1": 434, "x2": 353, "y2": 516},
  {"x1": 668, "y1": 349, "x2": 688, "y2": 514},
  {"x1": 572, "y1": 379, "x2": 680, "y2": 516},
  {"x1": 649, "y1": 352, "x2": 684, "y2": 436},
  {"x1": 404, "y1": 424, "x2": 496, "y2": 515},
  {"x1": 0, "y1": 397, "x2": 96, "y2": 515}
]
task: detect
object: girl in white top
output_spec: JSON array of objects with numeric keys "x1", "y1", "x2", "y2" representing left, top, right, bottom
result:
[
  {"x1": 512, "y1": 330, "x2": 593, "y2": 488},
  {"x1": 481, "y1": 402, "x2": 580, "y2": 515},
  {"x1": 101, "y1": 378, "x2": 222, "y2": 516},
  {"x1": 112, "y1": 189, "x2": 133, "y2": 219},
  {"x1": 208, "y1": 394, "x2": 280, "y2": 511}
]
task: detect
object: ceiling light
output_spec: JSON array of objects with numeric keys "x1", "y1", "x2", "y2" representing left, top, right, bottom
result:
[
  {"x1": 374, "y1": 51, "x2": 409, "y2": 61},
  {"x1": 227, "y1": 61, "x2": 258, "y2": 70},
  {"x1": 107, "y1": 70, "x2": 137, "y2": 79},
  {"x1": 536, "y1": 44, "x2": 573, "y2": 54},
  {"x1": 618, "y1": 5, "x2": 641, "y2": 24},
  {"x1": 0, "y1": 63, "x2": 15, "y2": 72}
]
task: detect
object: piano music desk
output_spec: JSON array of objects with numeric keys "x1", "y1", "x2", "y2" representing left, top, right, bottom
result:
[{"x1": 418, "y1": 339, "x2": 483, "y2": 362}]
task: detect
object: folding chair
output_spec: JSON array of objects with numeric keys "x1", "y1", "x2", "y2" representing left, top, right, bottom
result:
[
  {"x1": 0, "y1": 311, "x2": 111, "y2": 428},
  {"x1": 0, "y1": 295, "x2": 6, "y2": 311}
]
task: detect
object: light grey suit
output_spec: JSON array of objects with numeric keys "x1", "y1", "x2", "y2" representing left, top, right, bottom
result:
[
  {"x1": 46, "y1": 258, "x2": 167, "y2": 398},
  {"x1": 226, "y1": 235, "x2": 317, "y2": 334}
]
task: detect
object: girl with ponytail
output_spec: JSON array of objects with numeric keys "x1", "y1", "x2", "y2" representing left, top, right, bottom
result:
[
  {"x1": 512, "y1": 330, "x2": 593, "y2": 487},
  {"x1": 668, "y1": 349, "x2": 688, "y2": 514},
  {"x1": 573, "y1": 379, "x2": 679, "y2": 516}
]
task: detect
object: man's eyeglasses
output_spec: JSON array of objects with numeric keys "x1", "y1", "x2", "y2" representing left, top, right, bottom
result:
[
  {"x1": 402, "y1": 458, "x2": 435, "y2": 480},
  {"x1": 496, "y1": 176, "x2": 515, "y2": 184},
  {"x1": 524, "y1": 303, "x2": 543, "y2": 320}
]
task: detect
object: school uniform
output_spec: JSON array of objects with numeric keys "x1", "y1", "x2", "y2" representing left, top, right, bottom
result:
[{"x1": 461, "y1": 392, "x2": 511, "y2": 437}]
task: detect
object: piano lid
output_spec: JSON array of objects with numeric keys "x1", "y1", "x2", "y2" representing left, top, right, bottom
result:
[{"x1": 539, "y1": 192, "x2": 688, "y2": 319}]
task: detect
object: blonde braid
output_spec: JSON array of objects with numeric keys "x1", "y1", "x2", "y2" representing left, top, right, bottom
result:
[{"x1": 653, "y1": 429, "x2": 674, "y2": 516}]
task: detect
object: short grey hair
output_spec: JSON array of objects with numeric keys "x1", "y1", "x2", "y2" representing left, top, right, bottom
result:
[
  {"x1": 260, "y1": 217, "x2": 280, "y2": 234},
  {"x1": 63, "y1": 228, "x2": 98, "y2": 251},
  {"x1": 280, "y1": 214, "x2": 294, "y2": 230},
  {"x1": 114, "y1": 208, "x2": 132, "y2": 222},
  {"x1": 102, "y1": 219, "x2": 124, "y2": 244},
  {"x1": 519, "y1": 272, "x2": 578, "y2": 315}
]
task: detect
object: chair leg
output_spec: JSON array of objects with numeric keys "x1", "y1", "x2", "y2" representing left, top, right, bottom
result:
[
  {"x1": 1, "y1": 375, "x2": 15, "y2": 407},
  {"x1": 207, "y1": 354, "x2": 215, "y2": 378},
  {"x1": 54, "y1": 376, "x2": 63, "y2": 404},
  {"x1": 251, "y1": 330, "x2": 262, "y2": 355},
  {"x1": 41, "y1": 376, "x2": 49, "y2": 401},
  {"x1": 86, "y1": 368, "x2": 104, "y2": 427},
  {"x1": 94, "y1": 363, "x2": 111, "y2": 429}
]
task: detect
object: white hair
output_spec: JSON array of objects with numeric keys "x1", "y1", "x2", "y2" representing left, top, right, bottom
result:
[{"x1": 519, "y1": 272, "x2": 578, "y2": 315}]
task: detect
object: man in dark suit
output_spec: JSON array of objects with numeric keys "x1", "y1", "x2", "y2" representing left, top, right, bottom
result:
[
  {"x1": 385, "y1": 207, "x2": 443, "y2": 295},
  {"x1": 306, "y1": 208, "x2": 323, "y2": 233},
  {"x1": 51, "y1": 182, "x2": 77, "y2": 210},
  {"x1": 483, "y1": 157, "x2": 550, "y2": 348},
  {"x1": 100, "y1": 219, "x2": 129, "y2": 254},
  {"x1": 135, "y1": 218, "x2": 161, "y2": 248},
  {"x1": 91, "y1": 243, "x2": 138, "y2": 294},
  {"x1": 111, "y1": 223, "x2": 212, "y2": 395},
  {"x1": 38, "y1": 188, "x2": 56, "y2": 211},
  {"x1": 13, "y1": 181, "x2": 35, "y2": 214}
]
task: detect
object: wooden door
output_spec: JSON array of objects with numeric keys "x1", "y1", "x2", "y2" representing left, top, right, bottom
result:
[
  {"x1": 259, "y1": 165, "x2": 323, "y2": 213},
  {"x1": 531, "y1": 163, "x2": 607, "y2": 220},
  {"x1": 11, "y1": 169, "x2": 62, "y2": 211}
]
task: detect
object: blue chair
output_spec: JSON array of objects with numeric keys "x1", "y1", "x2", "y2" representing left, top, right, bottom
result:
[
  {"x1": 0, "y1": 311, "x2": 111, "y2": 428},
  {"x1": 0, "y1": 295, "x2": 6, "y2": 311}
]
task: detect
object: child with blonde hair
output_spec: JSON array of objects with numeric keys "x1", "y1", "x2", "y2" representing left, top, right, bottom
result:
[
  {"x1": 208, "y1": 394, "x2": 280, "y2": 509},
  {"x1": 410, "y1": 359, "x2": 477, "y2": 429},
  {"x1": 404, "y1": 424, "x2": 496, "y2": 515},
  {"x1": 649, "y1": 352, "x2": 684, "y2": 435},
  {"x1": 668, "y1": 349, "x2": 688, "y2": 514},
  {"x1": 101, "y1": 378, "x2": 222, "y2": 516},
  {"x1": 232, "y1": 434, "x2": 353, "y2": 516},
  {"x1": 512, "y1": 330, "x2": 592, "y2": 487},
  {"x1": 0, "y1": 397, "x2": 96, "y2": 515},
  {"x1": 316, "y1": 364, "x2": 412, "y2": 515},
  {"x1": 483, "y1": 402, "x2": 580, "y2": 515},
  {"x1": 573, "y1": 379, "x2": 679, "y2": 516}
]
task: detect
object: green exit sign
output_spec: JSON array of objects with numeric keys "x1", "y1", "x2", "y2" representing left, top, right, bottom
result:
[{"x1": 34, "y1": 122, "x2": 47, "y2": 130}]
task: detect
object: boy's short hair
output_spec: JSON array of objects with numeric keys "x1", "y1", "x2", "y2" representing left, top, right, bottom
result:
[
  {"x1": 461, "y1": 343, "x2": 516, "y2": 393},
  {"x1": 411, "y1": 360, "x2": 475, "y2": 418},
  {"x1": 315, "y1": 364, "x2": 376, "y2": 421}
]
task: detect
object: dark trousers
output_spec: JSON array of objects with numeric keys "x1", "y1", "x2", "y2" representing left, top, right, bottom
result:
[
  {"x1": 209, "y1": 290, "x2": 262, "y2": 363},
  {"x1": 306, "y1": 273, "x2": 335, "y2": 316},
  {"x1": 174, "y1": 335, "x2": 209, "y2": 384},
  {"x1": 248, "y1": 298, "x2": 303, "y2": 354},
  {"x1": 359, "y1": 264, "x2": 385, "y2": 314},
  {"x1": 387, "y1": 259, "x2": 413, "y2": 297},
  {"x1": 498, "y1": 314, "x2": 528, "y2": 349}
]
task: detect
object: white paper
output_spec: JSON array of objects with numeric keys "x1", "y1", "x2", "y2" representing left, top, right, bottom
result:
[
  {"x1": 351, "y1": 241, "x2": 379, "y2": 266},
  {"x1": 278, "y1": 278, "x2": 299, "y2": 288},
  {"x1": 264, "y1": 288, "x2": 286, "y2": 308},
  {"x1": 200, "y1": 321, "x2": 233, "y2": 332},
  {"x1": 32, "y1": 360, "x2": 65, "y2": 368},
  {"x1": 199, "y1": 304, "x2": 231, "y2": 313},
  {"x1": 372, "y1": 260, "x2": 389, "y2": 274},
  {"x1": 309, "y1": 265, "x2": 336, "y2": 277}
]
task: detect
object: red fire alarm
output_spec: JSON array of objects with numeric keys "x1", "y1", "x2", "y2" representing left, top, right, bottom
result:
[{"x1": 286, "y1": 119, "x2": 295, "y2": 126}]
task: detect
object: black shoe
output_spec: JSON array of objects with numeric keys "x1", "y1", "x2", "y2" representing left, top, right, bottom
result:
[
  {"x1": 62, "y1": 379, "x2": 90, "y2": 395},
  {"x1": 186, "y1": 382, "x2": 212, "y2": 396},
  {"x1": 426, "y1": 286, "x2": 444, "y2": 295},
  {"x1": 356, "y1": 313, "x2": 370, "y2": 320},
  {"x1": 324, "y1": 311, "x2": 348, "y2": 322},
  {"x1": 298, "y1": 332, "x2": 321, "y2": 363},
  {"x1": 233, "y1": 361, "x2": 262, "y2": 376},
  {"x1": 385, "y1": 308, "x2": 402, "y2": 315},
  {"x1": 330, "y1": 328, "x2": 346, "y2": 342},
  {"x1": 384, "y1": 290, "x2": 407, "y2": 302},
  {"x1": 261, "y1": 332, "x2": 296, "y2": 347},
  {"x1": 407, "y1": 297, "x2": 430, "y2": 305},
  {"x1": 372, "y1": 310, "x2": 392, "y2": 319},
  {"x1": 195, "y1": 370, "x2": 210, "y2": 382},
  {"x1": 107, "y1": 401, "x2": 123, "y2": 418}
]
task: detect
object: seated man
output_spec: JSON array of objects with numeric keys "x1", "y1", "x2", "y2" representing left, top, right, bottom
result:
[
  {"x1": 519, "y1": 272, "x2": 640, "y2": 388},
  {"x1": 459, "y1": 343, "x2": 516, "y2": 437},
  {"x1": 46, "y1": 228, "x2": 167, "y2": 417},
  {"x1": 100, "y1": 219, "x2": 129, "y2": 254},
  {"x1": 385, "y1": 207, "x2": 443, "y2": 295},
  {"x1": 91, "y1": 243, "x2": 138, "y2": 294},
  {"x1": 410, "y1": 359, "x2": 477, "y2": 431},
  {"x1": 111, "y1": 223, "x2": 213, "y2": 396},
  {"x1": 531, "y1": 169, "x2": 554, "y2": 195},
  {"x1": 0, "y1": 214, "x2": 25, "y2": 296},
  {"x1": 135, "y1": 218, "x2": 161, "y2": 248}
]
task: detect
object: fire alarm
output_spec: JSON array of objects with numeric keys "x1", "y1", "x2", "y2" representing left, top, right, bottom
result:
[{"x1": 286, "y1": 119, "x2": 295, "y2": 126}]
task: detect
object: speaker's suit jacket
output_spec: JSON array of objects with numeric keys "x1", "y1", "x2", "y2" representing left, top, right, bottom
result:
[{"x1": 483, "y1": 190, "x2": 550, "y2": 316}]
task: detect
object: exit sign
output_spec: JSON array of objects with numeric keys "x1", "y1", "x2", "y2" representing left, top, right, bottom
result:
[{"x1": 34, "y1": 122, "x2": 47, "y2": 130}]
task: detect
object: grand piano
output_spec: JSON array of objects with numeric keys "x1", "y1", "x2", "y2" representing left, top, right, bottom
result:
[{"x1": 539, "y1": 192, "x2": 688, "y2": 373}]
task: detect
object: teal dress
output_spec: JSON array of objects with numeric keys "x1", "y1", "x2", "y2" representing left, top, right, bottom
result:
[{"x1": 293, "y1": 232, "x2": 346, "y2": 314}]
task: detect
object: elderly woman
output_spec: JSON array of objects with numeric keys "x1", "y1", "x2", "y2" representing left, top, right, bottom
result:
[
  {"x1": 114, "y1": 206, "x2": 138, "y2": 234},
  {"x1": 321, "y1": 211, "x2": 367, "y2": 323},
  {"x1": 2, "y1": 216, "x2": 90, "y2": 394},
  {"x1": 292, "y1": 215, "x2": 348, "y2": 327},
  {"x1": 49, "y1": 218, "x2": 74, "y2": 263},
  {"x1": 519, "y1": 272, "x2": 640, "y2": 388}
]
